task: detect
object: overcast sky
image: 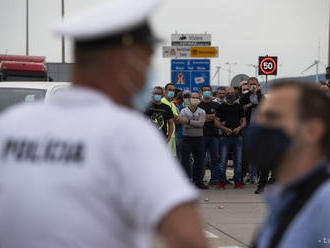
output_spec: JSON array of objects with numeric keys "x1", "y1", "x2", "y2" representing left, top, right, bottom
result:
[{"x1": 0, "y1": 0, "x2": 329, "y2": 86}]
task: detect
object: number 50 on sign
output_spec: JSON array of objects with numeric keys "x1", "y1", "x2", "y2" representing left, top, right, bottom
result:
[{"x1": 258, "y1": 56, "x2": 278, "y2": 76}]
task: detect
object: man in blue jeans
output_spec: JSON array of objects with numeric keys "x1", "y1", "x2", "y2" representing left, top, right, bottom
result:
[
  {"x1": 215, "y1": 88, "x2": 246, "y2": 189},
  {"x1": 180, "y1": 92, "x2": 208, "y2": 189},
  {"x1": 198, "y1": 85, "x2": 221, "y2": 185}
]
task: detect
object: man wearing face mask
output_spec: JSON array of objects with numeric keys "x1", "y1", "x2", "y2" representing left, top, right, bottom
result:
[
  {"x1": 247, "y1": 81, "x2": 330, "y2": 248},
  {"x1": 183, "y1": 90, "x2": 192, "y2": 106},
  {"x1": 247, "y1": 78, "x2": 263, "y2": 124},
  {"x1": 215, "y1": 88, "x2": 246, "y2": 189},
  {"x1": 198, "y1": 85, "x2": 221, "y2": 186},
  {"x1": 179, "y1": 92, "x2": 207, "y2": 189},
  {"x1": 239, "y1": 80, "x2": 252, "y2": 182},
  {"x1": 213, "y1": 87, "x2": 226, "y2": 104},
  {"x1": 0, "y1": 1, "x2": 208, "y2": 248},
  {"x1": 326, "y1": 66, "x2": 330, "y2": 85},
  {"x1": 162, "y1": 83, "x2": 178, "y2": 156},
  {"x1": 145, "y1": 86, "x2": 174, "y2": 141},
  {"x1": 175, "y1": 90, "x2": 191, "y2": 164},
  {"x1": 320, "y1": 84, "x2": 330, "y2": 95}
]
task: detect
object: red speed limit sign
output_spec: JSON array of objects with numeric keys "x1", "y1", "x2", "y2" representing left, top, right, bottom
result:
[{"x1": 258, "y1": 56, "x2": 278, "y2": 75}]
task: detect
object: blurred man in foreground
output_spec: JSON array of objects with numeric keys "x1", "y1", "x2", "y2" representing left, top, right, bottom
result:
[
  {"x1": 246, "y1": 81, "x2": 330, "y2": 248},
  {"x1": 0, "y1": 1, "x2": 207, "y2": 248}
]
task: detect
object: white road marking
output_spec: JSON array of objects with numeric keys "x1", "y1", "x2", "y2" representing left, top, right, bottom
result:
[
  {"x1": 204, "y1": 230, "x2": 219, "y2": 238},
  {"x1": 217, "y1": 246, "x2": 242, "y2": 248}
]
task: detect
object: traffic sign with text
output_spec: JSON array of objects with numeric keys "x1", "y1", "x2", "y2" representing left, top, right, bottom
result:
[
  {"x1": 171, "y1": 59, "x2": 210, "y2": 92},
  {"x1": 171, "y1": 33, "x2": 211, "y2": 46},
  {"x1": 190, "y1": 47, "x2": 219, "y2": 58},
  {"x1": 162, "y1": 46, "x2": 190, "y2": 58}
]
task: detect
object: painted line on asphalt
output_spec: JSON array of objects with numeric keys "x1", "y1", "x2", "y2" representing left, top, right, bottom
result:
[
  {"x1": 207, "y1": 223, "x2": 250, "y2": 248},
  {"x1": 204, "y1": 230, "x2": 219, "y2": 239},
  {"x1": 217, "y1": 246, "x2": 242, "y2": 248},
  {"x1": 200, "y1": 201, "x2": 264, "y2": 205}
]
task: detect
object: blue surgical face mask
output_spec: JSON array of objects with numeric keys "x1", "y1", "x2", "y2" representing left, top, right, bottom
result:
[
  {"x1": 118, "y1": 53, "x2": 157, "y2": 111},
  {"x1": 167, "y1": 91, "x2": 175, "y2": 99},
  {"x1": 244, "y1": 125, "x2": 291, "y2": 172},
  {"x1": 153, "y1": 94, "x2": 162, "y2": 102},
  {"x1": 131, "y1": 67, "x2": 156, "y2": 111},
  {"x1": 203, "y1": 91, "x2": 211, "y2": 99}
]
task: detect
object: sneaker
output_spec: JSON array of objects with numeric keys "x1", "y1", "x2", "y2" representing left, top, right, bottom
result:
[
  {"x1": 234, "y1": 182, "x2": 244, "y2": 189},
  {"x1": 196, "y1": 183, "x2": 209, "y2": 190},
  {"x1": 216, "y1": 182, "x2": 225, "y2": 190}
]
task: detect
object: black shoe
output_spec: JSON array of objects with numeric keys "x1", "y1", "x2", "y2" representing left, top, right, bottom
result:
[
  {"x1": 225, "y1": 180, "x2": 233, "y2": 185},
  {"x1": 196, "y1": 183, "x2": 209, "y2": 190},
  {"x1": 255, "y1": 187, "x2": 264, "y2": 194},
  {"x1": 208, "y1": 181, "x2": 218, "y2": 186},
  {"x1": 267, "y1": 178, "x2": 275, "y2": 184}
]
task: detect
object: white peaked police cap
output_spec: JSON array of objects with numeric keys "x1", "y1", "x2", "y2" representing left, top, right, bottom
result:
[{"x1": 54, "y1": 0, "x2": 162, "y2": 45}]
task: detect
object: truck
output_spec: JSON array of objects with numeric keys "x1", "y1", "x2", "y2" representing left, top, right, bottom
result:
[{"x1": 0, "y1": 54, "x2": 49, "y2": 82}]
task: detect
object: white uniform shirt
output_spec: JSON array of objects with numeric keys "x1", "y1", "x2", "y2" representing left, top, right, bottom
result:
[{"x1": 0, "y1": 86, "x2": 198, "y2": 248}]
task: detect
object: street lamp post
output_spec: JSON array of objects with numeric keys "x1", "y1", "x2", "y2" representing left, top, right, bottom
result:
[
  {"x1": 225, "y1": 62, "x2": 237, "y2": 84},
  {"x1": 26, "y1": 0, "x2": 29, "y2": 56},
  {"x1": 61, "y1": 0, "x2": 65, "y2": 63}
]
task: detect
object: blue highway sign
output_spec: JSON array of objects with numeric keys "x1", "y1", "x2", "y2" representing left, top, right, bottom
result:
[{"x1": 171, "y1": 59, "x2": 210, "y2": 92}]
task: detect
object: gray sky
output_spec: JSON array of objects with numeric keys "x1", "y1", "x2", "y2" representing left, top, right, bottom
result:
[{"x1": 0, "y1": 0, "x2": 329, "y2": 86}]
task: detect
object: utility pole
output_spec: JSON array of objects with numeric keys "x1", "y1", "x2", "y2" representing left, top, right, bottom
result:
[
  {"x1": 26, "y1": 0, "x2": 29, "y2": 56},
  {"x1": 61, "y1": 0, "x2": 65, "y2": 63},
  {"x1": 225, "y1": 62, "x2": 237, "y2": 84}
]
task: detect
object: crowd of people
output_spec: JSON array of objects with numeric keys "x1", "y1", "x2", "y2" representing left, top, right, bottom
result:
[
  {"x1": 144, "y1": 73, "x2": 330, "y2": 194},
  {"x1": 144, "y1": 77, "x2": 265, "y2": 193}
]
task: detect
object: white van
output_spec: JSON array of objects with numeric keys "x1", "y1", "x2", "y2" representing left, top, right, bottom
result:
[{"x1": 0, "y1": 82, "x2": 71, "y2": 112}]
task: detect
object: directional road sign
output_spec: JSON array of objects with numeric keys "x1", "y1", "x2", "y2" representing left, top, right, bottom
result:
[
  {"x1": 171, "y1": 33, "x2": 211, "y2": 46},
  {"x1": 163, "y1": 46, "x2": 219, "y2": 58},
  {"x1": 171, "y1": 59, "x2": 210, "y2": 92},
  {"x1": 162, "y1": 46, "x2": 191, "y2": 58},
  {"x1": 190, "y1": 47, "x2": 219, "y2": 58}
]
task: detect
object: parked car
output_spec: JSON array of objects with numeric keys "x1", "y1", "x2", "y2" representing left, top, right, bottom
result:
[{"x1": 0, "y1": 82, "x2": 71, "y2": 113}]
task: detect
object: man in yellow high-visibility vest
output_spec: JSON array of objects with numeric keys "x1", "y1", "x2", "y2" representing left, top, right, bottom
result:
[{"x1": 161, "y1": 83, "x2": 178, "y2": 156}]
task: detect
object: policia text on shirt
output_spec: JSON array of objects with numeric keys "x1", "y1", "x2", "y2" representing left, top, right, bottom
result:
[{"x1": 1, "y1": 138, "x2": 85, "y2": 164}]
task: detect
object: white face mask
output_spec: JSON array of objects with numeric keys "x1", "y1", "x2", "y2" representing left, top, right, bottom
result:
[
  {"x1": 183, "y1": 98, "x2": 190, "y2": 106},
  {"x1": 190, "y1": 98, "x2": 200, "y2": 106},
  {"x1": 119, "y1": 54, "x2": 155, "y2": 111}
]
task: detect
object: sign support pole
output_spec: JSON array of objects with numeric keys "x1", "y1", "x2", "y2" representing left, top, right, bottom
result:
[{"x1": 26, "y1": 0, "x2": 29, "y2": 56}]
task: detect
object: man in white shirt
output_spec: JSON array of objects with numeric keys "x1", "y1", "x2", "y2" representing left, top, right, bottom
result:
[
  {"x1": 179, "y1": 92, "x2": 207, "y2": 189},
  {"x1": 0, "y1": 1, "x2": 207, "y2": 248}
]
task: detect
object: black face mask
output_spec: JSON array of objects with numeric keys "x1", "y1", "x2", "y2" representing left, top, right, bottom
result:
[
  {"x1": 244, "y1": 125, "x2": 291, "y2": 172},
  {"x1": 225, "y1": 94, "x2": 236, "y2": 104}
]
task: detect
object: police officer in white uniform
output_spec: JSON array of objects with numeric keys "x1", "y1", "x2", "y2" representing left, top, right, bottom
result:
[{"x1": 0, "y1": 0, "x2": 207, "y2": 247}]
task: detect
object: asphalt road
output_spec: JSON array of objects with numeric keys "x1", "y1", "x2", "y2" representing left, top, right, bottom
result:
[{"x1": 151, "y1": 170, "x2": 267, "y2": 248}]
